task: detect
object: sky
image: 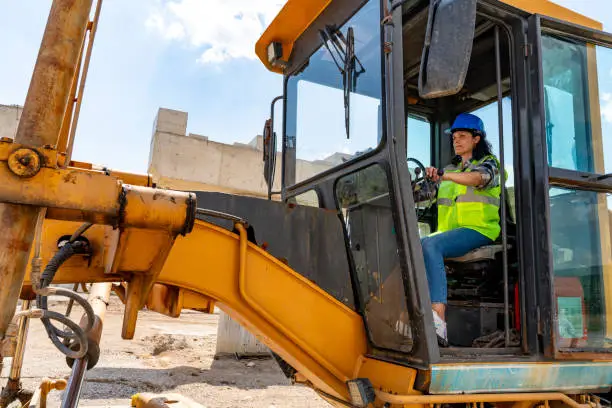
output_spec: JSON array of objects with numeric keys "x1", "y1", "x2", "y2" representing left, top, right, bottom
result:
[{"x1": 0, "y1": 1, "x2": 610, "y2": 175}]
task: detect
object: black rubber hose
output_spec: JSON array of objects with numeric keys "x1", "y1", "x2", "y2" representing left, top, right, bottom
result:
[
  {"x1": 41, "y1": 310, "x2": 89, "y2": 360},
  {"x1": 37, "y1": 243, "x2": 87, "y2": 336},
  {"x1": 36, "y1": 240, "x2": 94, "y2": 358},
  {"x1": 39, "y1": 287, "x2": 95, "y2": 338},
  {"x1": 38, "y1": 243, "x2": 77, "y2": 339},
  {"x1": 40, "y1": 242, "x2": 76, "y2": 287}
]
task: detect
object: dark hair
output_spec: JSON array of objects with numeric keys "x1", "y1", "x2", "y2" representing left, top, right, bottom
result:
[{"x1": 471, "y1": 131, "x2": 493, "y2": 160}]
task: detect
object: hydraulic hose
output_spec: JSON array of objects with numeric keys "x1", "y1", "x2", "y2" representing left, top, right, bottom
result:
[
  {"x1": 39, "y1": 309, "x2": 89, "y2": 360},
  {"x1": 38, "y1": 286, "x2": 94, "y2": 338},
  {"x1": 35, "y1": 223, "x2": 96, "y2": 360}
]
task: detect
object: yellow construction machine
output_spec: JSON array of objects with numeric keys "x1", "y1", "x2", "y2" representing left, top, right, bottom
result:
[{"x1": 0, "y1": 0, "x2": 611, "y2": 407}]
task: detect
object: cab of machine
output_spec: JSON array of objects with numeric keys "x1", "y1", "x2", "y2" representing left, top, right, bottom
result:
[{"x1": 257, "y1": 0, "x2": 612, "y2": 372}]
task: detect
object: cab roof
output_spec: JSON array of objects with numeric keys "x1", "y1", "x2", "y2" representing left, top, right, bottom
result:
[{"x1": 255, "y1": 0, "x2": 602, "y2": 74}]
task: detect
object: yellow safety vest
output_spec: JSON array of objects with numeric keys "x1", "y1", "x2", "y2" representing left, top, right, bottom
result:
[{"x1": 436, "y1": 155, "x2": 501, "y2": 241}]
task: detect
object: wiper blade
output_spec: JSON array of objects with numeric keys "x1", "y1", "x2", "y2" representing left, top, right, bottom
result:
[
  {"x1": 344, "y1": 28, "x2": 353, "y2": 140},
  {"x1": 318, "y1": 25, "x2": 365, "y2": 139}
]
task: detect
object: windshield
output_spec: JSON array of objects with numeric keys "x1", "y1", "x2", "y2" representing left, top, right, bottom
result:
[{"x1": 284, "y1": 0, "x2": 382, "y2": 185}]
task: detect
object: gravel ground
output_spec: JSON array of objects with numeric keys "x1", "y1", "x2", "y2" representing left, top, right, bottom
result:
[{"x1": 1, "y1": 297, "x2": 329, "y2": 408}]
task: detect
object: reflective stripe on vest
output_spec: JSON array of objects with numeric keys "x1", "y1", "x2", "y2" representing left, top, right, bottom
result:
[
  {"x1": 436, "y1": 155, "x2": 501, "y2": 241},
  {"x1": 456, "y1": 187, "x2": 500, "y2": 206},
  {"x1": 437, "y1": 198, "x2": 454, "y2": 206}
]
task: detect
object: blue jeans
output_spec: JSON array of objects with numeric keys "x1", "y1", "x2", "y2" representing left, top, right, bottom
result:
[{"x1": 421, "y1": 228, "x2": 493, "y2": 304}]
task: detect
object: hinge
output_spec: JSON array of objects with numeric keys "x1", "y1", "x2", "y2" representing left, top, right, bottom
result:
[{"x1": 523, "y1": 43, "x2": 533, "y2": 58}]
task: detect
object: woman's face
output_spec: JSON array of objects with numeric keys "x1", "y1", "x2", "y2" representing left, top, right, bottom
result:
[{"x1": 452, "y1": 130, "x2": 480, "y2": 156}]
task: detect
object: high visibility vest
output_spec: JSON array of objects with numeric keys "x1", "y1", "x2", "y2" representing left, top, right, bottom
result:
[{"x1": 436, "y1": 155, "x2": 501, "y2": 241}]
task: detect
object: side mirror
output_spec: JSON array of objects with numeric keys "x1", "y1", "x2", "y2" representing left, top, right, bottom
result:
[
  {"x1": 262, "y1": 118, "x2": 274, "y2": 188},
  {"x1": 418, "y1": 0, "x2": 477, "y2": 99},
  {"x1": 263, "y1": 96, "x2": 283, "y2": 199}
]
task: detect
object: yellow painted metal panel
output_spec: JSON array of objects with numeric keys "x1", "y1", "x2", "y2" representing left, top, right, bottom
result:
[
  {"x1": 115, "y1": 229, "x2": 174, "y2": 272},
  {"x1": 353, "y1": 355, "x2": 419, "y2": 396},
  {"x1": 157, "y1": 220, "x2": 367, "y2": 400},
  {"x1": 256, "y1": 0, "x2": 602, "y2": 74},
  {"x1": 255, "y1": 0, "x2": 331, "y2": 73}
]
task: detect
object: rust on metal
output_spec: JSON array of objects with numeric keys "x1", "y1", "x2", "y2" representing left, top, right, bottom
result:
[
  {"x1": 0, "y1": 205, "x2": 40, "y2": 340},
  {"x1": 0, "y1": 142, "x2": 58, "y2": 168},
  {"x1": 57, "y1": 18, "x2": 87, "y2": 155},
  {"x1": 0, "y1": 165, "x2": 122, "y2": 219},
  {"x1": 8, "y1": 148, "x2": 42, "y2": 178},
  {"x1": 65, "y1": 0, "x2": 104, "y2": 163},
  {"x1": 8, "y1": 300, "x2": 31, "y2": 380},
  {"x1": 15, "y1": 0, "x2": 94, "y2": 148},
  {"x1": 0, "y1": 300, "x2": 33, "y2": 408},
  {"x1": 0, "y1": 0, "x2": 94, "y2": 349},
  {"x1": 0, "y1": 323, "x2": 17, "y2": 358},
  {"x1": 122, "y1": 274, "x2": 145, "y2": 340},
  {"x1": 122, "y1": 185, "x2": 196, "y2": 234}
]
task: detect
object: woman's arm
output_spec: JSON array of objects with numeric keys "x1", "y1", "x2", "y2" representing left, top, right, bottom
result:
[
  {"x1": 426, "y1": 157, "x2": 499, "y2": 188},
  {"x1": 441, "y1": 171, "x2": 483, "y2": 186}
]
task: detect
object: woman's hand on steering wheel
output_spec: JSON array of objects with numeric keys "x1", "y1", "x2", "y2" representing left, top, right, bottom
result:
[
  {"x1": 425, "y1": 167, "x2": 444, "y2": 182},
  {"x1": 407, "y1": 157, "x2": 426, "y2": 186},
  {"x1": 407, "y1": 157, "x2": 439, "y2": 217}
]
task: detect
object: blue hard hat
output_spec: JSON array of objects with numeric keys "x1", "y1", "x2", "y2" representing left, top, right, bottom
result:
[{"x1": 446, "y1": 113, "x2": 486, "y2": 136}]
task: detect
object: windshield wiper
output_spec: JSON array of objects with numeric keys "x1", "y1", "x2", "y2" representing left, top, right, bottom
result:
[
  {"x1": 319, "y1": 25, "x2": 365, "y2": 139},
  {"x1": 595, "y1": 173, "x2": 612, "y2": 181}
]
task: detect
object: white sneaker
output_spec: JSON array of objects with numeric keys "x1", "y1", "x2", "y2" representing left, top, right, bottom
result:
[{"x1": 432, "y1": 310, "x2": 447, "y2": 341}]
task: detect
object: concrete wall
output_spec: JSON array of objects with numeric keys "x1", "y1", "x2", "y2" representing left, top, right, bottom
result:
[
  {"x1": 148, "y1": 108, "x2": 339, "y2": 201},
  {"x1": 0, "y1": 104, "x2": 23, "y2": 140}
]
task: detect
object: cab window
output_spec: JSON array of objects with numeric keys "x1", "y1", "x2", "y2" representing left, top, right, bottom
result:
[
  {"x1": 284, "y1": 0, "x2": 383, "y2": 185},
  {"x1": 542, "y1": 34, "x2": 612, "y2": 350},
  {"x1": 407, "y1": 115, "x2": 433, "y2": 236}
]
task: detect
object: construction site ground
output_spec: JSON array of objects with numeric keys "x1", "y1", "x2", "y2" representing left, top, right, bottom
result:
[{"x1": 1, "y1": 296, "x2": 328, "y2": 408}]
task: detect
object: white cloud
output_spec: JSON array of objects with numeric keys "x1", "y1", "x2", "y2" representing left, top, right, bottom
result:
[{"x1": 146, "y1": 0, "x2": 286, "y2": 64}]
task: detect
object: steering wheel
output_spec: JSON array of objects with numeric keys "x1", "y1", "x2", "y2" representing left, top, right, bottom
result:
[
  {"x1": 407, "y1": 157, "x2": 427, "y2": 187},
  {"x1": 407, "y1": 157, "x2": 438, "y2": 217}
]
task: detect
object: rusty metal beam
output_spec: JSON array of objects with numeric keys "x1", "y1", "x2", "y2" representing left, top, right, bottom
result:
[
  {"x1": 65, "y1": 0, "x2": 104, "y2": 163},
  {"x1": 0, "y1": 207, "x2": 40, "y2": 340},
  {"x1": 0, "y1": 0, "x2": 94, "y2": 347},
  {"x1": 0, "y1": 164, "x2": 195, "y2": 233},
  {"x1": 16, "y1": 0, "x2": 94, "y2": 148}
]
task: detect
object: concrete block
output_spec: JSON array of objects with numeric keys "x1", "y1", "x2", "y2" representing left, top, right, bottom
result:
[
  {"x1": 248, "y1": 135, "x2": 264, "y2": 151},
  {"x1": 215, "y1": 311, "x2": 269, "y2": 357},
  {"x1": 154, "y1": 108, "x2": 188, "y2": 135},
  {"x1": 0, "y1": 104, "x2": 23, "y2": 139}
]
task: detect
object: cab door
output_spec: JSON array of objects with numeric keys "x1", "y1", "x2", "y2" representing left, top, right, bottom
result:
[{"x1": 529, "y1": 15, "x2": 612, "y2": 359}]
